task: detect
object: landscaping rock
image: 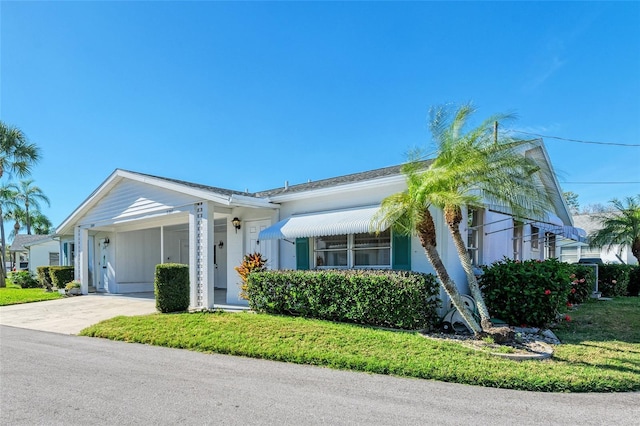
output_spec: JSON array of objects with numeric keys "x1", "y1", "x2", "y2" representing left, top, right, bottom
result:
[{"x1": 485, "y1": 326, "x2": 515, "y2": 343}]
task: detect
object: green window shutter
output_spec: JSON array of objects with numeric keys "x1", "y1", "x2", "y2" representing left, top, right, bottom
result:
[
  {"x1": 295, "y1": 238, "x2": 310, "y2": 270},
  {"x1": 392, "y1": 233, "x2": 411, "y2": 270}
]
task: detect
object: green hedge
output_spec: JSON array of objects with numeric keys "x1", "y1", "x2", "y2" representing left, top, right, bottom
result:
[
  {"x1": 155, "y1": 263, "x2": 190, "y2": 313},
  {"x1": 36, "y1": 266, "x2": 53, "y2": 290},
  {"x1": 480, "y1": 258, "x2": 572, "y2": 327},
  {"x1": 8, "y1": 271, "x2": 41, "y2": 288},
  {"x1": 246, "y1": 269, "x2": 441, "y2": 330},
  {"x1": 567, "y1": 264, "x2": 595, "y2": 305},
  {"x1": 48, "y1": 266, "x2": 75, "y2": 289},
  {"x1": 598, "y1": 264, "x2": 632, "y2": 297}
]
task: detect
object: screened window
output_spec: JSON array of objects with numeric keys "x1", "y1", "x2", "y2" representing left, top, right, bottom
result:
[
  {"x1": 544, "y1": 232, "x2": 556, "y2": 259},
  {"x1": 49, "y1": 252, "x2": 60, "y2": 266},
  {"x1": 513, "y1": 221, "x2": 523, "y2": 261},
  {"x1": 466, "y1": 208, "x2": 483, "y2": 266},
  {"x1": 314, "y1": 230, "x2": 391, "y2": 268},
  {"x1": 530, "y1": 226, "x2": 540, "y2": 250}
]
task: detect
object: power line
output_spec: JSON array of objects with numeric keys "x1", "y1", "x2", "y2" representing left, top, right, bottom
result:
[
  {"x1": 561, "y1": 181, "x2": 640, "y2": 184},
  {"x1": 511, "y1": 130, "x2": 640, "y2": 147}
]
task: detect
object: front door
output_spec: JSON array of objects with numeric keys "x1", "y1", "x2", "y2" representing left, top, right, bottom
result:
[
  {"x1": 98, "y1": 238, "x2": 108, "y2": 292},
  {"x1": 244, "y1": 219, "x2": 272, "y2": 269}
]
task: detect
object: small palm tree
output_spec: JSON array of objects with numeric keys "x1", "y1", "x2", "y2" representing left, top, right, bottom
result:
[
  {"x1": 589, "y1": 195, "x2": 640, "y2": 264},
  {"x1": 375, "y1": 104, "x2": 556, "y2": 335},
  {"x1": 4, "y1": 205, "x2": 26, "y2": 239},
  {"x1": 0, "y1": 184, "x2": 19, "y2": 287},
  {"x1": 426, "y1": 104, "x2": 555, "y2": 330},
  {"x1": 10, "y1": 179, "x2": 50, "y2": 235}
]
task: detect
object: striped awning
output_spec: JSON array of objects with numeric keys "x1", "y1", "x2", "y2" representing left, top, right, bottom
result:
[{"x1": 258, "y1": 205, "x2": 386, "y2": 240}]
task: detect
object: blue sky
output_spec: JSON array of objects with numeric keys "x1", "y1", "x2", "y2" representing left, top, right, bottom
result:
[{"x1": 1, "y1": 1, "x2": 639, "y2": 229}]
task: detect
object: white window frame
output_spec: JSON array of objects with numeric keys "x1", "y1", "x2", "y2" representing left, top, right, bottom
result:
[
  {"x1": 314, "y1": 230, "x2": 391, "y2": 269},
  {"x1": 466, "y1": 208, "x2": 483, "y2": 266}
]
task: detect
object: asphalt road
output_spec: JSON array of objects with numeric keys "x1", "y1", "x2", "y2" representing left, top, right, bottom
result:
[{"x1": 1, "y1": 326, "x2": 638, "y2": 425}]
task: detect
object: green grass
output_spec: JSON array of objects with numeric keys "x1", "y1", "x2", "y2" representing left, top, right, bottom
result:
[
  {"x1": 80, "y1": 297, "x2": 640, "y2": 393},
  {"x1": 0, "y1": 283, "x2": 64, "y2": 306}
]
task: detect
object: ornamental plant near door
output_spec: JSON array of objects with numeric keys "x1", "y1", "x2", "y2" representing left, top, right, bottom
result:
[{"x1": 236, "y1": 252, "x2": 267, "y2": 300}]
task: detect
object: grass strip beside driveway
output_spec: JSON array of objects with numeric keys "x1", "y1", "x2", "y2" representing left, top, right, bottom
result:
[
  {"x1": 0, "y1": 286, "x2": 64, "y2": 306},
  {"x1": 80, "y1": 297, "x2": 640, "y2": 393}
]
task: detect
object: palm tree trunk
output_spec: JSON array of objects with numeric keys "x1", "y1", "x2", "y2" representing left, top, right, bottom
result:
[
  {"x1": 447, "y1": 221, "x2": 492, "y2": 330},
  {"x1": 416, "y1": 208, "x2": 482, "y2": 336},
  {"x1": 0, "y1": 206, "x2": 6, "y2": 287}
]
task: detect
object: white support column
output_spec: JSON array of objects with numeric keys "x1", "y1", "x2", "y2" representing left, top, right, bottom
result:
[
  {"x1": 189, "y1": 202, "x2": 215, "y2": 309},
  {"x1": 160, "y1": 226, "x2": 165, "y2": 265},
  {"x1": 75, "y1": 227, "x2": 89, "y2": 295},
  {"x1": 188, "y1": 207, "x2": 197, "y2": 309}
]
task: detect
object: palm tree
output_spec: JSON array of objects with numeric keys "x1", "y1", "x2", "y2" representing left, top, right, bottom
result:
[
  {"x1": 375, "y1": 104, "x2": 555, "y2": 335},
  {"x1": 4, "y1": 204, "x2": 26, "y2": 239},
  {"x1": 0, "y1": 184, "x2": 19, "y2": 287},
  {"x1": 374, "y1": 156, "x2": 484, "y2": 335},
  {"x1": 425, "y1": 104, "x2": 555, "y2": 331},
  {"x1": 0, "y1": 121, "x2": 40, "y2": 180},
  {"x1": 30, "y1": 212, "x2": 53, "y2": 235},
  {"x1": 0, "y1": 121, "x2": 41, "y2": 286},
  {"x1": 589, "y1": 195, "x2": 640, "y2": 264},
  {"x1": 10, "y1": 179, "x2": 50, "y2": 235}
]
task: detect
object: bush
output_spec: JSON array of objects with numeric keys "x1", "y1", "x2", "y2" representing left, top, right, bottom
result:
[
  {"x1": 598, "y1": 264, "x2": 631, "y2": 297},
  {"x1": 235, "y1": 252, "x2": 267, "y2": 300},
  {"x1": 8, "y1": 271, "x2": 41, "y2": 288},
  {"x1": 480, "y1": 258, "x2": 572, "y2": 327},
  {"x1": 49, "y1": 266, "x2": 75, "y2": 289},
  {"x1": 628, "y1": 266, "x2": 640, "y2": 297},
  {"x1": 155, "y1": 263, "x2": 190, "y2": 313},
  {"x1": 36, "y1": 266, "x2": 53, "y2": 290},
  {"x1": 567, "y1": 264, "x2": 595, "y2": 304},
  {"x1": 246, "y1": 269, "x2": 441, "y2": 330}
]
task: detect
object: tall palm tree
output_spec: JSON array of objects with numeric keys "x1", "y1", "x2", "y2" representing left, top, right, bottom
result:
[
  {"x1": 589, "y1": 195, "x2": 640, "y2": 264},
  {"x1": 0, "y1": 121, "x2": 40, "y2": 180},
  {"x1": 4, "y1": 204, "x2": 26, "y2": 239},
  {"x1": 426, "y1": 104, "x2": 555, "y2": 331},
  {"x1": 375, "y1": 104, "x2": 555, "y2": 335},
  {"x1": 30, "y1": 212, "x2": 53, "y2": 235},
  {"x1": 0, "y1": 184, "x2": 19, "y2": 286},
  {"x1": 0, "y1": 121, "x2": 41, "y2": 286},
  {"x1": 10, "y1": 179, "x2": 50, "y2": 235}
]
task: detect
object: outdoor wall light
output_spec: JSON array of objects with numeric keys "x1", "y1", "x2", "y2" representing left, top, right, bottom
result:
[
  {"x1": 218, "y1": 240, "x2": 224, "y2": 248},
  {"x1": 231, "y1": 217, "x2": 242, "y2": 233},
  {"x1": 102, "y1": 237, "x2": 110, "y2": 248}
]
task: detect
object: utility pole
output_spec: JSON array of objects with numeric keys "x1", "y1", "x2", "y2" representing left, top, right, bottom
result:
[{"x1": 493, "y1": 121, "x2": 498, "y2": 144}]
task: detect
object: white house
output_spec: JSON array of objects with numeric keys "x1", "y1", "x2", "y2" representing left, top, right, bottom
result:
[
  {"x1": 9, "y1": 234, "x2": 58, "y2": 272},
  {"x1": 559, "y1": 214, "x2": 638, "y2": 265},
  {"x1": 25, "y1": 237, "x2": 60, "y2": 274},
  {"x1": 55, "y1": 139, "x2": 584, "y2": 309}
]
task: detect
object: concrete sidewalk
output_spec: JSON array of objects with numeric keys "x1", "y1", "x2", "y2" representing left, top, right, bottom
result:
[{"x1": 0, "y1": 294, "x2": 157, "y2": 335}]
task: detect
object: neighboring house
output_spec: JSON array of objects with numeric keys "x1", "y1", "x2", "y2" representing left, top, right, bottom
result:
[
  {"x1": 559, "y1": 214, "x2": 638, "y2": 265},
  {"x1": 8, "y1": 234, "x2": 56, "y2": 271},
  {"x1": 56, "y1": 139, "x2": 584, "y2": 309},
  {"x1": 24, "y1": 236, "x2": 60, "y2": 274}
]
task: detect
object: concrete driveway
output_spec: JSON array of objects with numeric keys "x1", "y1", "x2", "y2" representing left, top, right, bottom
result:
[{"x1": 0, "y1": 293, "x2": 157, "y2": 335}]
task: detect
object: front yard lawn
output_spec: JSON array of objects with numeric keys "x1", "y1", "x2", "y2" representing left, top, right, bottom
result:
[
  {"x1": 0, "y1": 284, "x2": 63, "y2": 306},
  {"x1": 80, "y1": 297, "x2": 640, "y2": 393}
]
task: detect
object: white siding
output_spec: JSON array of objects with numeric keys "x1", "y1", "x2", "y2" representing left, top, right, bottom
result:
[
  {"x1": 79, "y1": 180, "x2": 199, "y2": 226},
  {"x1": 116, "y1": 228, "x2": 161, "y2": 292},
  {"x1": 28, "y1": 240, "x2": 60, "y2": 274}
]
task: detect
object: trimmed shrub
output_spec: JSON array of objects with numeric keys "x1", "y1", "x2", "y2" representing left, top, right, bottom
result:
[
  {"x1": 8, "y1": 271, "x2": 41, "y2": 288},
  {"x1": 49, "y1": 266, "x2": 75, "y2": 289},
  {"x1": 36, "y1": 266, "x2": 53, "y2": 290},
  {"x1": 246, "y1": 269, "x2": 441, "y2": 330},
  {"x1": 480, "y1": 258, "x2": 572, "y2": 327},
  {"x1": 598, "y1": 264, "x2": 631, "y2": 297},
  {"x1": 155, "y1": 263, "x2": 190, "y2": 313},
  {"x1": 628, "y1": 266, "x2": 640, "y2": 297},
  {"x1": 567, "y1": 264, "x2": 595, "y2": 304}
]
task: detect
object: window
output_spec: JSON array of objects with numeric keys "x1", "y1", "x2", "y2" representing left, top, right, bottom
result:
[
  {"x1": 467, "y1": 208, "x2": 483, "y2": 266},
  {"x1": 513, "y1": 221, "x2": 523, "y2": 260},
  {"x1": 314, "y1": 229, "x2": 391, "y2": 269},
  {"x1": 49, "y1": 252, "x2": 60, "y2": 266},
  {"x1": 544, "y1": 232, "x2": 556, "y2": 259},
  {"x1": 530, "y1": 226, "x2": 540, "y2": 250}
]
